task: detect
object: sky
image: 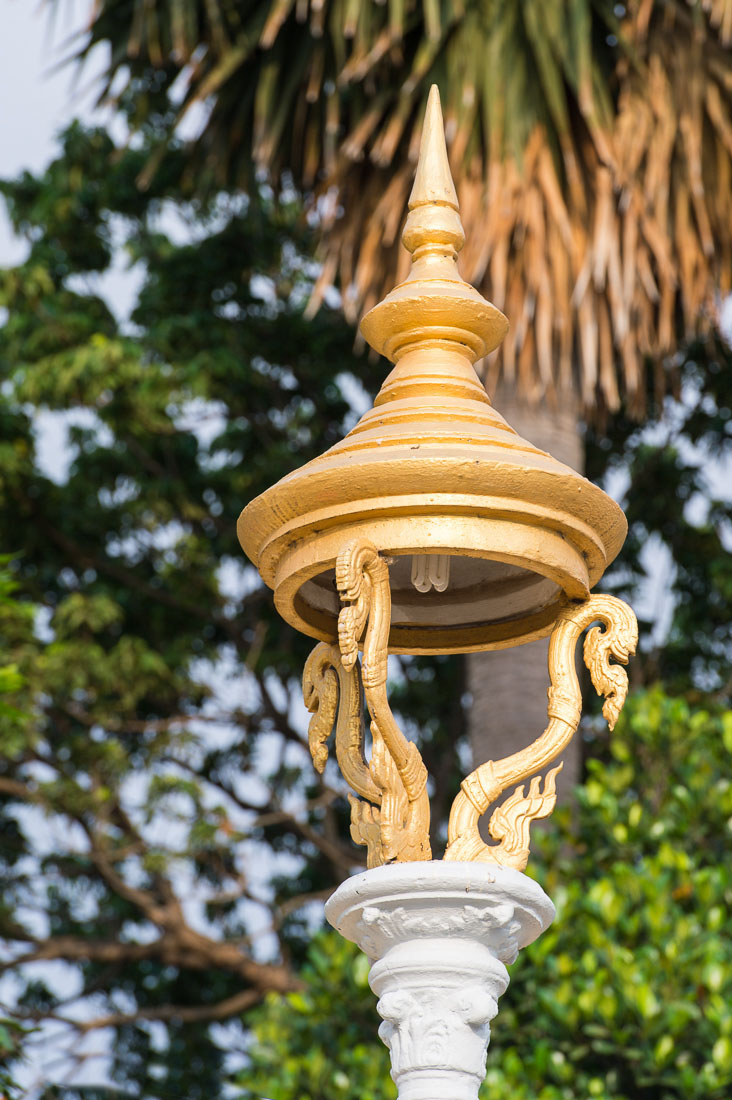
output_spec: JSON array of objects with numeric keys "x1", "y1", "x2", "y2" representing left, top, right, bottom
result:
[
  {"x1": 0, "y1": 0, "x2": 141, "y2": 311},
  {"x1": 0, "y1": 1, "x2": 94, "y2": 236}
]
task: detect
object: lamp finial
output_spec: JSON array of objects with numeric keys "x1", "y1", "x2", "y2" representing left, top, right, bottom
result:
[
  {"x1": 401, "y1": 85, "x2": 464, "y2": 262},
  {"x1": 359, "y1": 85, "x2": 505, "y2": 363},
  {"x1": 408, "y1": 85, "x2": 459, "y2": 209},
  {"x1": 238, "y1": 79, "x2": 627, "y2": 666}
]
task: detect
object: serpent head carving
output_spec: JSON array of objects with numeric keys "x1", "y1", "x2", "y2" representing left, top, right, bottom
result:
[
  {"x1": 583, "y1": 599, "x2": 638, "y2": 729},
  {"x1": 303, "y1": 642, "x2": 339, "y2": 773}
]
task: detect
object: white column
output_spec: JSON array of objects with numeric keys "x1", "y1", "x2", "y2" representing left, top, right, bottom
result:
[{"x1": 326, "y1": 861, "x2": 554, "y2": 1100}]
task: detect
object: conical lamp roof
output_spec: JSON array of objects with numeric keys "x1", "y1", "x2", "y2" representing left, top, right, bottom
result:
[{"x1": 238, "y1": 87, "x2": 626, "y2": 654}]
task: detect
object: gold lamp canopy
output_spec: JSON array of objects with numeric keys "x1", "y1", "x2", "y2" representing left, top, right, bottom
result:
[
  {"x1": 238, "y1": 86, "x2": 637, "y2": 871},
  {"x1": 238, "y1": 85, "x2": 626, "y2": 655}
]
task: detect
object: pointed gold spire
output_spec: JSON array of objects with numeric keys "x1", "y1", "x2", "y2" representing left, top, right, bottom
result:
[
  {"x1": 401, "y1": 86, "x2": 464, "y2": 267},
  {"x1": 408, "y1": 84, "x2": 459, "y2": 212},
  {"x1": 359, "y1": 85, "x2": 507, "y2": 365}
]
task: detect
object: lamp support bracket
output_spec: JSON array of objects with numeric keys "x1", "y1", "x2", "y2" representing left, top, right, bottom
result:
[
  {"x1": 304, "y1": 537, "x2": 432, "y2": 865},
  {"x1": 304, "y1": 548, "x2": 637, "y2": 871},
  {"x1": 445, "y1": 594, "x2": 638, "y2": 867}
]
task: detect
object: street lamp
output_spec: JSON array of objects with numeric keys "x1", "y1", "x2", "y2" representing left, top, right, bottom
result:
[{"x1": 238, "y1": 85, "x2": 637, "y2": 1100}]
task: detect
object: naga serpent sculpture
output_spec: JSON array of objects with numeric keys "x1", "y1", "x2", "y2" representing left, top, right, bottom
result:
[
  {"x1": 445, "y1": 594, "x2": 638, "y2": 868},
  {"x1": 303, "y1": 537, "x2": 431, "y2": 866},
  {"x1": 303, "y1": 539, "x2": 637, "y2": 870},
  {"x1": 303, "y1": 640, "x2": 387, "y2": 867}
]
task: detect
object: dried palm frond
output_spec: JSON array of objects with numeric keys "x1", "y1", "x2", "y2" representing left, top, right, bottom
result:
[{"x1": 69, "y1": 0, "x2": 732, "y2": 416}]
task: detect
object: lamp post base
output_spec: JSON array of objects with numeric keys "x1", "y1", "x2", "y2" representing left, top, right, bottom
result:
[{"x1": 325, "y1": 861, "x2": 554, "y2": 1100}]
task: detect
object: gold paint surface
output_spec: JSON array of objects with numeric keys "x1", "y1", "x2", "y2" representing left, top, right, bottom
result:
[
  {"x1": 303, "y1": 540, "x2": 431, "y2": 866},
  {"x1": 445, "y1": 593, "x2": 638, "y2": 868},
  {"x1": 243, "y1": 87, "x2": 637, "y2": 866}
]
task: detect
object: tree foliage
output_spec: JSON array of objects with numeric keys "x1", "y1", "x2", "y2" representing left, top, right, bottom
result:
[
  {"x1": 0, "y1": 123, "x2": 371, "y2": 1095},
  {"x1": 0, "y1": 116, "x2": 474, "y2": 1094},
  {"x1": 587, "y1": 332, "x2": 732, "y2": 697}
]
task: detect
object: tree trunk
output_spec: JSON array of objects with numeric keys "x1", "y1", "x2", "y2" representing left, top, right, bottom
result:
[{"x1": 467, "y1": 382, "x2": 584, "y2": 809}]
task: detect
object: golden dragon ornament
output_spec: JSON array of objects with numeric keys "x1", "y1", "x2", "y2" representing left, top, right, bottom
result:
[{"x1": 242, "y1": 87, "x2": 636, "y2": 873}]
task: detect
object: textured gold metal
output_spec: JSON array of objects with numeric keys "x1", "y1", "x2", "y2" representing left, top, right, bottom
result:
[
  {"x1": 242, "y1": 87, "x2": 637, "y2": 869},
  {"x1": 445, "y1": 594, "x2": 638, "y2": 868},
  {"x1": 237, "y1": 86, "x2": 628, "y2": 656},
  {"x1": 302, "y1": 642, "x2": 380, "y2": 804},
  {"x1": 337, "y1": 538, "x2": 431, "y2": 863},
  {"x1": 302, "y1": 642, "x2": 385, "y2": 868},
  {"x1": 302, "y1": 541, "x2": 431, "y2": 865}
]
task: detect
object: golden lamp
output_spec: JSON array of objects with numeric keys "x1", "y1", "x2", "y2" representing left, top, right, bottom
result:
[{"x1": 238, "y1": 86, "x2": 637, "y2": 871}]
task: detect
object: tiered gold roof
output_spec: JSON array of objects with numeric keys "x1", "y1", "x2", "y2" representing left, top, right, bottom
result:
[{"x1": 238, "y1": 87, "x2": 626, "y2": 654}]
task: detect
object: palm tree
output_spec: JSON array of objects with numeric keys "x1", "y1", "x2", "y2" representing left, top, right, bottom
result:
[{"x1": 71, "y1": 0, "x2": 732, "y2": 794}]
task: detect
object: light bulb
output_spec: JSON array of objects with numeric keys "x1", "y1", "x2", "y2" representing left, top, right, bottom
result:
[{"x1": 411, "y1": 554, "x2": 450, "y2": 593}]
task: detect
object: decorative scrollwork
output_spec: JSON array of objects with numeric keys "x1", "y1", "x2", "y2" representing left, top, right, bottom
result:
[
  {"x1": 484, "y1": 765, "x2": 563, "y2": 865},
  {"x1": 305, "y1": 577, "x2": 635, "y2": 870},
  {"x1": 445, "y1": 594, "x2": 637, "y2": 869},
  {"x1": 336, "y1": 538, "x2": 390, "y2": 691},
  {"x1": 302, "y1": 643, "x2": 339, "y2": 775}
]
